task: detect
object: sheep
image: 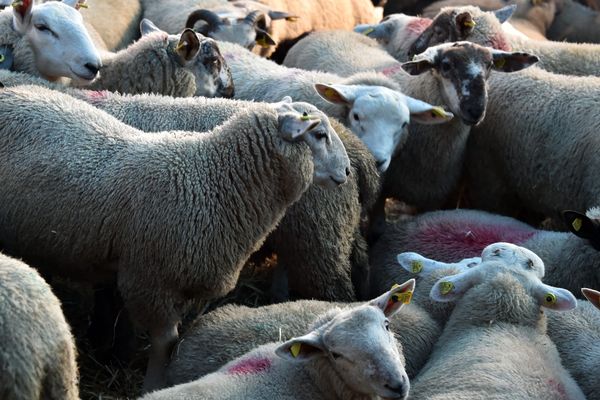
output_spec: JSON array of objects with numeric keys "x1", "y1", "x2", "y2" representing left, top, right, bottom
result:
[
  {"x1": 284, "y1": 36, "x2": 537, "y2": 231},
  {"x1": 0, "y1": 84, "x2": 350, "y2": 391},
  {"x1": 403, "y1": 243, "x2": 586, "y2": 400},
  {"x1": 0, "y1": 0, "x2": 101, "y2": 82},
  {"x1": 0, "y1": 252, "x2": 79, "y2": 400},
  {"x1": 0, "y1": 69, "x2": 379, "y2": 301},
  {"x1": 370, "y1": 208, "x2": 600, "y2": 301},
  {"x1": 143, "y1": 281, "x2": 415, "y2": 400},
  {"x1": 165, "y1": 290, "x2": 441, "y2": 386},
  {"x1": 78, "y1": 0, "x2": 142, "y2": 51},
  {"x1": 220, "y1": 40, "x2": 455, "y2": 173},
  {"x1": 79, "y1": 19, "x2": 233, "y2": 98},
  {"x1": 410, "y1": 4, "x2": 600, "y2": 76},
  {"x1": 546, "y1": 0, "x2": 600, "y2": 43},
  {"x1": 546, "y1": 289, "x2": 600, "y2": 400}
]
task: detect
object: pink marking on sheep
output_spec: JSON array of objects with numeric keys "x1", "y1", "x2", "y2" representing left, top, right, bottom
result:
[
  {"x1": 547, "y1": 378, "x2": 568, "y2": 399},
  {"x1": 406, "y1": 18, "x2": 432, "y2": 35},
  {"x1": 489, "y1": 32, "x2": 511, "y2": 51},
  {"x1": 414, "y1": 219, "x2": 535, "y2": 257},
  {"x1": 226, "y1": 357, "x2": 272, "y2": 375},
  {"x1": 85, "y1": 90, "x2": 109, "y2": 104},
  {"x1": 380, "y1": 64, "x2": 404, "y2": 77}
]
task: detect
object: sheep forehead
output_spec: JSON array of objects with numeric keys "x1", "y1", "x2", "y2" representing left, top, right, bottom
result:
[
  {"x1": 33, "y1": 1, "x2": 83, "y2": 24},
  {"x1": 481, "y1": 243, "x2": 545, "y2": 278},
  {"x1": 322, "y1": 306, "x2": 392, "y2": 353},
  {"x1": 353, "y1": 89, "x2": 408, "y2": 122}
]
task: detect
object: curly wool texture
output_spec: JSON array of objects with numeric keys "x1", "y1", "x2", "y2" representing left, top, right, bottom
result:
[
  {"x1": 165, "y1": 300, "x2": 440, "y2": 385},
  {"x1": 0, "y1": 84, "x2": 315, "y2": 339},
  {"x1": 409, "y1": 270, "x2": 586, "y2": 399},
  {"x1": 546, "y1": 300, "x2": 600, "y2": 400},
  {"x1": 370, "y1": 209, "x2": 600, "y2": 303},
  {"x1": 0, "y1": 252, "x2": 78, "y2": 400}
]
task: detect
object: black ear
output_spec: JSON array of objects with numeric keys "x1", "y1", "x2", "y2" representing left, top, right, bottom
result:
[{"x1": 562, "y1": 210, "x2": 598, "y2": 239}]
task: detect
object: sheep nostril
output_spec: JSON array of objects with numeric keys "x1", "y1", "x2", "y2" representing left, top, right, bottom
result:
[
  {"x1": 345, "y1": 167, "x2": 350, "y2": 177},
  {"x1": 84, "y1": 63, "x2": 100, "y2": 76},
  {"x1": 376, "y1": 159, "x2": 386, "y2": 170}
]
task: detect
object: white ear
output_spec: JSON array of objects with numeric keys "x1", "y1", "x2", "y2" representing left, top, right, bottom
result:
[
  {"x1": 493, "y1": 4, "x2": 517, "y2": 24},
  {"x1": 430, "y1": 267, "x2": 484, "y2": 302},
  {"x1": 280, "y1": 96, "x2": 293, "y2": 104},
  {"x1": 534, "y1": 283, "x2": 577, "y2": 311},
  {"x1": 370, "y1": 279, "x2": 416, "y2": 317},
  {"x1": 275, "y1": 331, "x2": 325, "y2": 362},
  {"x1": 397, "y1": 252, "x2": 479, "y2": 276},
  {"x1": 405, "y1": 96, "x2": 454, "y2": 125},
  {"x1": 12, "y1": 0, "x2": 33, "y2": 33},
  {"x1": 582, "y1": 288, "x2": 600, "y2": 311},
  {"x1": 314, "y1": 83, "x2": 356, "y2": 106},
  {"x1": 277, "y1": 111, "x2": 321, "y2": 140},
  {"x1": 354, "y1": 23, "x2": 392, "y2": 42},
  {"x1": 140, "y1": 18, "x2": 162, "y2": 36}
]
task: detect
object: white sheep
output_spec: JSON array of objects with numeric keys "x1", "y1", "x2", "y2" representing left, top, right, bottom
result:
[
  {"x1": 283, "y1": 35, "x2": 537, "y2": 230},
  {"x1": 0, "y1": 252, "x2": 79, "y2": 400},
  {"x1": 83, "y1": 19, "x2": 234, "y2": 98},
  {"x1": 546, "y1": 288, "x2": 600, "y2": 400},
  {"x1": 0, "y1": 70, "x2": 378, "y2": 302},
  {"x1": 165, "y1": 294, "x2": 441, "y2": 386},
  {"x1": 370, "y1": 208, "x2": 600, "y2": 300},
  {"x1": 143, "y1": 281, "x2": 415, "y2": 400},
  {"x1": 410, "y1": 5, "x2": 600, "y2": 76},
  {"x1": 77, "y1": 0, "x2": 142, "y2": 51},
  {"x1": 219, "y1": 40, "x2": 454, "y2": 172},
  {"x1": 0, "y1": 84, "x2": 350, "y2": 391},
  {"x1": 404, "y1": 243, "x2": 586, "y2": 400},
  {"x1": 0, "y1": 0, "x2": 101, "y2": 82}
]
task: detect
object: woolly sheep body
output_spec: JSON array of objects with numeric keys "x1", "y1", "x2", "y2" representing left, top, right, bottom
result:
[
  {"x1": 81, "y1": 0, "x2": 142, "y2": 51},
  {"x1": 166, "y1": 300, "x2": 441, "y2": 385},
  {"x1": 0, "y1": 252, "x2": 79, "y2": 400},
  {"x1": 547, "y1": 300, "x2": 600, "y2": 400},
  {"x1": 370, "y1": 209, "x2": 600, "y2": 300},
  {"x1": 141, "y1": 0, "x2": 227, "y2": 34},
  {"x1": 0, "y1": 84, "x2": 348, "y2": 390}
]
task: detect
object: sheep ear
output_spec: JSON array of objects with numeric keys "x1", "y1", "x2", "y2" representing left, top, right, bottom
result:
[
  {"x1": 275, "y1": 331, "x2": 325, "y2": 362},
  {"x1": 405, "y1": 96, "x2": 454, "y2": 125},
  {"x1": 562, "y1": 210, "x2": 598, "y2": 240},
  {"x1": 12, "y1": 0, "x2": 33, "y2": 33},
  {"x1": 491, "y1": 50, "x2": 539, "y2": 72},
  {"x1": 370, "y1": 279, "x2": 416, "y2": 317},
  {"x1": 455, "y1": 11, "x2": 476, "y2": 37},
  {"x1": 582, "y1": 288, "x2": 600, "y2": 311},
  {"x1": 314, "y1": 84, "x2": 353, "y2": 106},
  {"x1": 430, "y1": 267, "x2": 483, "y2": 302},
  {"x1": 493, "y1": 4, "x2": 517, "y2": 23},
  {"x1": 268, "y1": 10, "x2": 298, "y2": 21},
  {"x1": 534, "y1": 283, "x2": 577, "y2": 311},
  {"x1": 62, "y1": 0, "x2": 86, "y2": 9},
  {"x1": 175, "y1": 29, "x2": 201, "y2": 62},
  {"x1": 277, "y1": 112, "x2": 321, "y2": 140},
  {"x1": 354, "y1": 23, "x2": 392, "y2": 42},
  {"x1": 397, "y1": 252, "x2": 480, "y2": 276},
  {"x1": 401, "y1": 59, "x2": 434, "y2": 76},
  {"x1": 255, "y1": 28, "x2": 276, "y2": 48},
  {"x1": 140, "y1": 18, "x2": 162, "y2": 36}
]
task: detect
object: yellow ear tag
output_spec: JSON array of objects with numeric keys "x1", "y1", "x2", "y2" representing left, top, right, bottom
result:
[
  {"x1": 463, "y1": 20, "x2": 476, "y2": 28},
  {"x1": 11, "y1": 0, "x2": 23, "y2": 6},
  {"x1": 363, "y1": 27, "x2": 375, "y2": 36},
  {"x1": 440, "y1": 281, "x2": 454, "y2": 295},
  {"x1": 544, "y1": 292, "x2": 557, "y2": 305},
  {"x1": 256, "y1": 37, "x2": 270, "y2": 49},
  {"x1": 175, "y1": 41, "x2": 187, "y2": 52},
  {"x1": 431, "y1": 107, "x2": 447, "y2": 118},
  {"x1": 0, "y1": 54, "x2": 4, "y2": 63},
  {"x1": 324, "y1": 88, "x2": 337, "y2": 99},
  {"x1": 396, "y1": 291, "x2": 413, "y2": 304},
  {"x1": 300, "y1": 114, "x2": 311, "y2": 121},
  {"x1": 286, "y1": 16, "x2": 299, "y2": 22},
  {"x1": 78, "y1": 2, "x2": 88, "y2": 8},
  {"x1": 411, "y1": 260, "x2": 423, "y2": 274},
  {"x1": 290, "y1": 343, "x2": 302, "y2": 357},
  {"x1": 572, "y1": 218, "x2": 582, "y2": 232},
  {"x1": 494, "y1": 58, "x2": 506, "y2": 69}
]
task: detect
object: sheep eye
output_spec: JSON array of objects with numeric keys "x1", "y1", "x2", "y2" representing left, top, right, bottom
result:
[
  {"x1": 35, "y1": 24, "x2": 55, "y2": 37},
  {"x1": 527, "y1": 259, "x2": 534, "y2": 269},
  {"x1": 314, "y1": 131, "x2": 327, "y2": 141},
  {"x1": 331, "y1": 352, "x2": 342, "y2": 360},
  {"x1": 384, "y1": 319, "x2": 390, "y2": 331},
  {"x1": 353, "y1": 113, "x2": 360, "y2": 121},
  {"x1": 402, "y1": 122, "x2": 408, "y2": 129}
]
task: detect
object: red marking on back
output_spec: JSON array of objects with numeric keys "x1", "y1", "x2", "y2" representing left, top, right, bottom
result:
[
  {"x1": 489, "y1": 32, "x2": 511, "y2": 51},
  {"x1": 547, "y1": 379, "x2": 567, "y2": 399},
  {"x1": 380, "y1": 64, "x2": 404, "y2": 77},
  {"x1": 226, "y1": 357, "x2": 272, "y2": 375},
  {"x1": 414, "y1": 218, "x2": 535, "y2": 259},
  {"x1": 406, "y1": 18, "x2": 433, "y2": 35},
  {"x1": 85, "y1": 90, "x2": 109, "y2": 104}
]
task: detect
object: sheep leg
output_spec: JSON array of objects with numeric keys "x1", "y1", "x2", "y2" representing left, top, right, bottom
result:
[{"x1": 142, "y1": 322, "x2": 179, "y2": 393}]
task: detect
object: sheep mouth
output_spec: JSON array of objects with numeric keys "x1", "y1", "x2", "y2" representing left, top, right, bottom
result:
[{"x1": 69, "y1": 67, "x2": 97, "y2": 83}]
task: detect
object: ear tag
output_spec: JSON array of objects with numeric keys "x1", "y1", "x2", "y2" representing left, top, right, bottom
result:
[
  {"x1": 300, "y1": 112, "x2": 311, "y2": 121},
  {"x1": 544, "y1": 292, "x2": 557, "y2": 305},
  {"x1": 396, "y1": 291, "x2": 413, "y2": 304},
  {"x1": 286, "y1": 16, "x2": 299, "y2": 22},
  {"x1": 410, "y1": 260, "x2": 423, "y2": 273},
  {"x1": 440, "y1": 281, "x2": 454, "y2": 295},
  {"x1": 431, "y1": 107, "x2": 447, "y2": 118},
  {"x1": 256, "y1": 37, "x2": 270, "y2": 48},
  {"x1": 0, "y1": 54, "x2": 4, "y2": 63},
  {"x1": 494, "y1": 58, "x2": 506, "y2": 69},
  {"x1": 77, "y1": 2, "x2": 88, "y2": 8},
  {"x1": 324, "y1": 88, "x2": 337, "y2": 99},
  {"x1": 11, "y1": 0, "x2": 22, "y2": 6},
  {"x1": 463, "y1": 20, "x2": 476, "y2": 28},
  {"x1": 290, "y1": 343, "x2": 302, "y2": 357},
  {"x1": 175, "y1": 41, "x2": 187, "y2": 52},
  {"x1": 572, "y1": 218, "x2": 582, "y2": 232},
  {"x1": 363, "y1": 27, "x2": 375, "y2": 36}
]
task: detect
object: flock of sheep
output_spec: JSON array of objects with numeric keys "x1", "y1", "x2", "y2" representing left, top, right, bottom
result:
[{"x1": 0, "y1": 0, "x2": 599, "y2": 398}]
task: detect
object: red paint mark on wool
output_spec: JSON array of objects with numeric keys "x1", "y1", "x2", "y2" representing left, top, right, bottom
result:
[
  {"x1": 406, "y1": 18, "x2": 432, "y2": 35},
  {"x1": 489, "y1": 32, "x2": 511, "y2": 51},
  {"x1": 227, "y1": 357, "x2": 272, "y2": 375},
  {"x1": 547, "y1": 379, "x2": 567, "y2": 399},
  {"x1": 85, "y1": 90, "x2": 109, "y2": 104},
  {"x1": 415, "y1": 219, "x2": 535, "y2": 258},
  {"x1": 380, "y1": 64, "x2": 404, "y2": 77}
]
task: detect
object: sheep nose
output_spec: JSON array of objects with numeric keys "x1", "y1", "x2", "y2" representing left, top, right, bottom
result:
[
  {"x1": 84, "y1": 62, "x2": 100, "y2": 77},
  {"x1": 376, "y1": 159, "x2": 386, "y2": 169},
  {"x1": 384, "y1": 380, "x2": 409, "y2": 398},
  {"x1": 345, "y1": 167, "x2": 351, "y2": 177}
]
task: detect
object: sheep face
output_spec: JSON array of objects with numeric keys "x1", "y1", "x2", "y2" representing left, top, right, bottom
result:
[
  {"x1": 275, "y1": 98, "x2": 350, "y2": 188},
  {"x1": 276, "y1": 280, "x2": 415, "y2": 399},
  {"x1": 12, "y1": 0, "x2": 101, "y2": 82},
  {"x1": 408, "y1": 5, "x2": 517, "y2": 57},
  {"x1": 401, "y1": 42, "x2": 537, "y2": 125}
]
